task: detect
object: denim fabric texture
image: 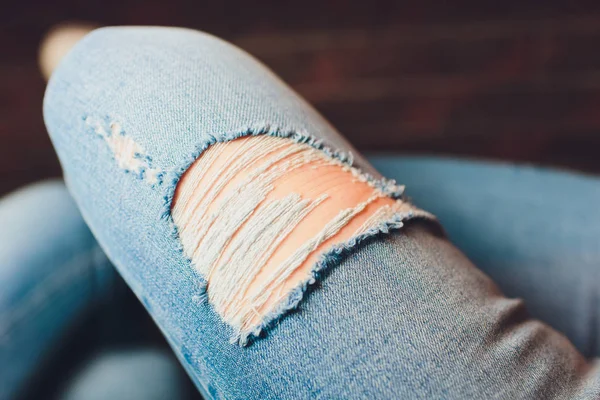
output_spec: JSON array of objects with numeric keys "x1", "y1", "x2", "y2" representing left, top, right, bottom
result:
[
  {"x1": 2, "y1": 160, "x2": 600, "y2": 398},
  {"x1": 372, "y1": 156, "x2": 600, "y2": 359},
  {"x1": 42, "y1": 26, "x2": 600, "y2": 399},
  {"x1": 0, "y1": 181, "x2": 114, "y2": 399}
]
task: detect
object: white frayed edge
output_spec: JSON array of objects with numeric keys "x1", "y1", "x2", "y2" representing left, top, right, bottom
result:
[
  {"x1": 171, "y1": 135, "x2": 430, "y2": 341},
  {"x1": 85, "y1": 117, "x2": 164, "y2": 185}
]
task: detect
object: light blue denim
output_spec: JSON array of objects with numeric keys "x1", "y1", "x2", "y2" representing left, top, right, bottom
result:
[
  {"x1": 0, "y1": 181, "x2": 114, "y2": 399},
  {"x1": 2, "y1": 162, "x2": 600, "y2": 398},
  {"x1": 0, "y1": 181, "x2": 196, "y2": 400},
  {"x1": 372, "y1": 156, "x2": 600, "y2": 359},
  {"x1": 40, "y1": 26, "x2": 600, "y2": 399}
]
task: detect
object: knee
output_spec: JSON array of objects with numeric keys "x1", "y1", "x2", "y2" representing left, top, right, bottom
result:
[{"x1": 172, "y1": 135, "x2": 409, "y2": 340}]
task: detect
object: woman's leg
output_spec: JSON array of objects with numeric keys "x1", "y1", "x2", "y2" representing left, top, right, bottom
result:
[
  {"x1": 371, "y1": 156, "x2": 600, "y2": 358},
  {"x1": 0, "y1": 181, "x2": 198, "y2": 399},
  {"x1": 44, "y1": 27, "x2": 600, "y2": 399},
  {"x1": 0, "y1": 181, "x2": 115, "y2": 399}
]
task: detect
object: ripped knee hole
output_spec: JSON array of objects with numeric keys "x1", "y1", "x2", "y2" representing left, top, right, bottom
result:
[{"x1": 171, "y1": 135, "x2": 414, "y2": 342}]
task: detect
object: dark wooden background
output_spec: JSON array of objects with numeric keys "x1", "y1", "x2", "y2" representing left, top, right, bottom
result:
[{"x1": 3, "y1": 1, "x2": 600, "y2": 197}]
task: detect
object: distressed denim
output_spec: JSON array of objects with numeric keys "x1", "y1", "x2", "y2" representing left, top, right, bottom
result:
[
  {"x1": 2, "y1": 164, "x2": 600, "y2": 399},
  {"x1": 41, "y1": 26, "x2": 600, "y2": 399}
]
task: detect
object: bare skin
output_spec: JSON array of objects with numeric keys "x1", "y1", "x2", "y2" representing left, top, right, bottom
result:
[{"x1": 172, "y1": 136, "x2": 397, "y2": 326}]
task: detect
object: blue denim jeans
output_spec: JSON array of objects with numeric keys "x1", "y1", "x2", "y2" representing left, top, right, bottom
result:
[
  {"x1": 7, "y1": 26, "x2": 600, "y2": 398},
  {"x1": 0, "y1": 181, "x2": 195, "y2": 399},
  {"x1": 2, "y1": 160, "x2": 600, "y2": 398}
]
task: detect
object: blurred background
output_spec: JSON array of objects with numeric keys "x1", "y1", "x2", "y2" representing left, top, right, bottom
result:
[{"x1": 4, "y1": 1, "x2": 600, "y2": 197}]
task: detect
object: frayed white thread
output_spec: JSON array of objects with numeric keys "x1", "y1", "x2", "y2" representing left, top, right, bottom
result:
[
  {"x1": 85, "y1": 118, "x2": 162, "y2": 185},
  {"x1": 232, "y1": 192, "x2": 385, "y2": 331},
  {"x1": 350, "y1": 201, "x2": 416, "y2": 237},
  {"x1": 172, "y1": 136, "x2": 423, "y2": 340}
]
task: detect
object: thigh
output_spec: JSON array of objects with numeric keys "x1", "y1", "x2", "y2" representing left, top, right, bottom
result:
[{"x1": 371, "y1": 156, "x2": 600, "y2": 357}]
